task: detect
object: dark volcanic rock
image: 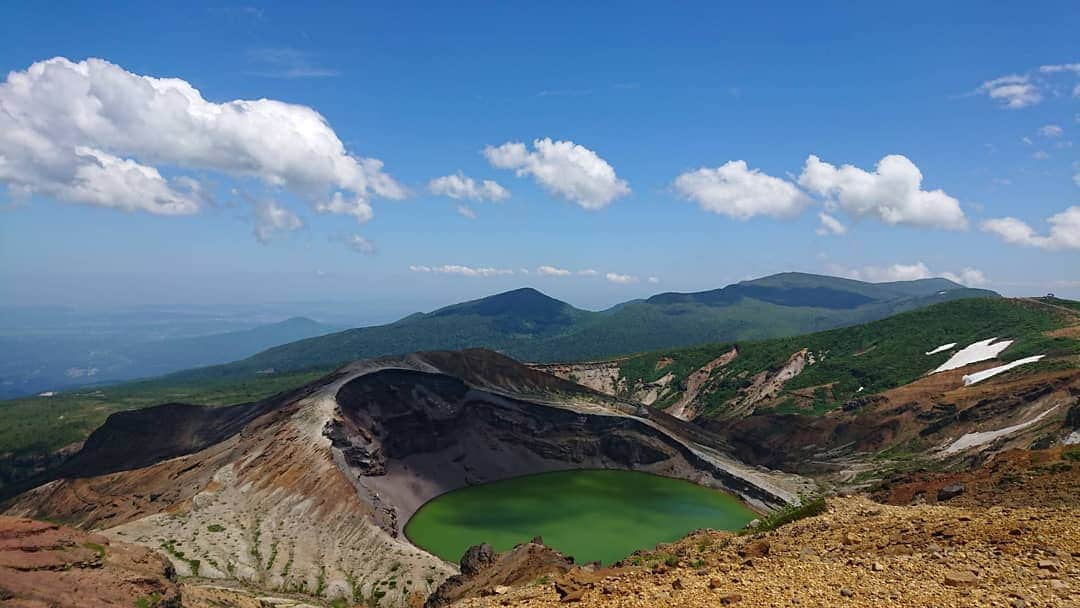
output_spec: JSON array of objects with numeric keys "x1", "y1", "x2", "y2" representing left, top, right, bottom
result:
[
  {"x1": 937, "y1": 484, "x2": 966, "y2": 502},
  {"x1": 842, "y1": 394, "x2": 887, "y2": 412},
  {"x1": 332, "y1": 363, "x2": 794, "y2": 534},
  {"x1": 425, "y1": 539, "x2": 574, "y2": 607},
  {"x1": 461, "y1": 543, "x2": 496, "y2": 576}
]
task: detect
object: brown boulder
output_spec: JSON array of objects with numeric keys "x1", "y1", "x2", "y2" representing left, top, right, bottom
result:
[
  {"x1": 737, "y1": 540, "x2": 771, "y2": 558},
  {"x1": 425, "y1": 539, "x2": 574, "y2": 608},
  {"x1": 943, "y1": 570, "x2": 979, "y2": 586}
]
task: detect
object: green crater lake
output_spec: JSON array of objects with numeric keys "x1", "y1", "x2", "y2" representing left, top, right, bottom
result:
[{"x1": 404, "y1": 469, "x2": 756, "y2": 565}]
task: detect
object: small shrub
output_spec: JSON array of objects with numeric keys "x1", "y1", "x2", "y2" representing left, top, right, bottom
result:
[
  {"x1": 747, "y1": 495, "x2": 827, "y2": 534},
  {"x1": 206, "y1": 524, "x2": 225, "y2": 533}
]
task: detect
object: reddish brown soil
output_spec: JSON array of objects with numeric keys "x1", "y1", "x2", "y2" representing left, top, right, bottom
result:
[
  {"x1": 0, "y1": 516, "x2": 179, "y2": 608},
  {"x1": 875, "y1": 447, "x2": 1080, "y2": 509}
]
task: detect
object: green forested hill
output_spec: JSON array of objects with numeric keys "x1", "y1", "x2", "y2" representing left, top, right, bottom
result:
[
  {"x1": 613, "y1": 297, "x2": 1080, "y2": 417},
  {"x1": 170, "y1": 273, "x2": 997, "y2": 381}
]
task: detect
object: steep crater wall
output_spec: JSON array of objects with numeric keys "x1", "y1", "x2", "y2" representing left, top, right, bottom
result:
[{"x1": 325, "y1": 369, "x2": 793, "y2": 538}]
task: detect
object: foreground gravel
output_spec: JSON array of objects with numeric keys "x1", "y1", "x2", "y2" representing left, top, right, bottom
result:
[{"x1": 458, "y1": 495, "x2": 1078, "y2": 608}]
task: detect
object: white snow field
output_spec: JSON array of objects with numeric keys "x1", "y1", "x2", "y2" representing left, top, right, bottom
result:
[
  {"x1": 930, "y1": 338, "x2": 1013, "y2": 374},
  {"x1": 925, "y1": 342, "x2": 957, "y2": 356},
  {"x1": 962, "y1": 355, "x2": 1045, "y2": 386},
  {"x1": 943, "y1": 405, "x2": 1060, "y2": 454}
]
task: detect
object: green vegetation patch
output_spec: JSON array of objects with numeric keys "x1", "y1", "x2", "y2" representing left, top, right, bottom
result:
[
  {"x1": 134, "y1": 593, "x2": 163, "y2": 608},
  {"x1": 617, "y1": 298, "x2": 1077, "y2": 418},
  {"x1": 0, "y1": 368, "x2": 329, "y2": 489},
  {"x1": 745, "y1": 495, "x2": 827, "y2": 534}
]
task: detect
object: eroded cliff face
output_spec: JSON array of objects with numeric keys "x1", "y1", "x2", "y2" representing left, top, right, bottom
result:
[
  {"x1": 325, "y1": 368, "x2": 803, "y2": 537},
  {"x1": 1, "y1": 349, "x2": 809, "y2": 608}
]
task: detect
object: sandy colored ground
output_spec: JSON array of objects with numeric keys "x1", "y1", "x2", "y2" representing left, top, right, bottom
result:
[{"x1": 457, "y1": 493, "x2": 1078, "y2": 608}]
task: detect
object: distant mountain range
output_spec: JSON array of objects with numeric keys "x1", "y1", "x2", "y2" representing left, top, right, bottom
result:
[
  {"x1": 171, "y1": 272, "x2": 997, "y2": 381},
  {"x1": 0, "y1": 316, "x2": 338, "y2": 398}
]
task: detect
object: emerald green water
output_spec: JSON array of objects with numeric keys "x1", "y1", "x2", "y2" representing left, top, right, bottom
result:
[{"x1": 404, "y1": 469, "x2": 755, "y2": 565}]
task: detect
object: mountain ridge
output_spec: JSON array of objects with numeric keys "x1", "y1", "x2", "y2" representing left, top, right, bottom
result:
[{"x1": 166, "y1": 273, "x2": 997, "y2": 382}]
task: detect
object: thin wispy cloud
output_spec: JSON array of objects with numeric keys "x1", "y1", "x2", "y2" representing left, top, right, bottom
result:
[
  {"x1": 537, "y1": 88, "x2": 594, "y2": 97},
  {"x1": 208, "y1": 5, "x2": 265, "y2": 20},
  {"x1": 409, "y1": 264, "x2": 515, "y2": 277},
  {"x1": 973, "y1": 62, "x2": 1080, "y2": 109},
  {"x1": 246, "y1": 48, "x2": 340, "y2": 79},
  {"x1": 537, "y1": 265, "x2": 571, "y2": 276}
]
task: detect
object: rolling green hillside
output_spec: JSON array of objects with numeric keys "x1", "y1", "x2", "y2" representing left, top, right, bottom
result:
[
  {"x1": 169, "y1": 273, "x2": 997, "y2": 381},
  {"x1": 614, "y1": 297, "x2": 1080, "y2": 417}
]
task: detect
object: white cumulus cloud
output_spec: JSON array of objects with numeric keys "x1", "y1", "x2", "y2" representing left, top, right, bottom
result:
[
  {"x1": 942, "y1": 267, "x2": 989, "y2": 286},
  {"x1": 0, "y1": 57, "x2": 403, "y2": 221},
  {"x1": 981, "y1": 206, "x2": 1080, "y2": 250},
  {"x1": 253, "y1": 200, "x2": 303, "y2": 243},
  {"x1": 834, "y1": 261, "x2": 988, "y2": 286},
  {"x1": 483, "y1": 138, "x2": 630, "y2": 209},
  {"x1": 606, "y1": 272, "x2": 638, "y2": 284},
  {"x1": 314, "y1": 191, "x2": 373, "y2": 223},
  {"x1": 537, "y1": 265, "x2": 571, "y2": 276},
  {"x1": 456, "y1": 204, "x2": 477, "y2": 219},
  {"x1": 578, "y1": 269, "x2": 599, "y2": 277},
  {"x1": 673, "y1": 160, "x2": 810, "y2": 220},
  {"x1": 798, "y1": 154, "x2": 968, "y2": 230},
  {"x1": 647, "y1": 276, "x2": 660, "y2": 284},
  {"x1": 429, "y1": 171, "x2": 510, "y2": 202}
]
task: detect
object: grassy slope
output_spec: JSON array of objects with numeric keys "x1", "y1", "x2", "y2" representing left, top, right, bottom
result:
[{"x1": 616, "y1": 297, "x2": 1080, "y2": 416}]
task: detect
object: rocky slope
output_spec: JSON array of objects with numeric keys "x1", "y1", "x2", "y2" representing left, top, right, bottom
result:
[
  {"x1": 1, "y1": 349, "x2": 807, "y2": 607},
  {"x1": 425, "y1": 539, "x2": 576, "y2": 608},
  {"x1": 2, "y1": 297, "x2": 1075, "y2": 607},
  {"x1": 539, "y1": 298, "x2": 1080, "y2": 487},
  {"x1": 456, "y1": 449, "x2": 1079, "y2": 607},
  {"x1": 0, "y1": 516, "x2": 181, "y2": 607}
]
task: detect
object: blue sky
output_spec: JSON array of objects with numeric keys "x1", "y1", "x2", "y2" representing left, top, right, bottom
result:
[{"x1": 1, "y1": 1, "x2": 1078, "y2": 319}]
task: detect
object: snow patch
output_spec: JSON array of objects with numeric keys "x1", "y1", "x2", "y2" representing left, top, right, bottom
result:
[
  {"x1": 930, "y1": 338, "x2": 1013, "y2": 374},
  {"x1": 925, "y1": 342, "x2": 956, "y2": 356},
  {"x1": 962, "y1": 355, "x2": 1045, "y2": 386},
  {"x1": 943, "y1": 405, "x2": 1059, "y2": 454},
  {"x1": 1065, "y1": 431, "x2": 1080, "y2": 446}
]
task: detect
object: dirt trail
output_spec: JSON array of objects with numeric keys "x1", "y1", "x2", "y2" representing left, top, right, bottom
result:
[{"x1": 1018, "y1": 297, "x2": 1080, "y2": 319}]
